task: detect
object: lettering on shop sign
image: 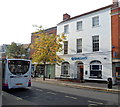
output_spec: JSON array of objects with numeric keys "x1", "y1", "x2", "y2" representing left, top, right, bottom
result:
[{"x1": 71, "y1": 57, "x2": 87, "y2": 61}]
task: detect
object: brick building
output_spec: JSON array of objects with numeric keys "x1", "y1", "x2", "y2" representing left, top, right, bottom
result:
[
  {"x1": 30, "y1": 26, "x2": 57, "y2": 59},
  {"x1": 30, "y1": 26, "x2": 57, "y2": 78}
]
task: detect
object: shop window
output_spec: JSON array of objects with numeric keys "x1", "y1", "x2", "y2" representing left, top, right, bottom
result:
[
  {"x1": 89, "y1": 60, "x2": 102, "y2": 79},
  {"x1": 61, "y1": 62, "x2": 70, "y2": 77}
]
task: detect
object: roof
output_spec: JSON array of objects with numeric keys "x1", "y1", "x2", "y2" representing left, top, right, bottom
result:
[
  {"x1": 32, "y1": 26, "x2": 57, "y2": 35},
  {"x1": 58, "y1": 4, "x2": 112, "y2": 25},
  {"x1": 45, "y1": 26, "x2": 57, "y2": 32}
]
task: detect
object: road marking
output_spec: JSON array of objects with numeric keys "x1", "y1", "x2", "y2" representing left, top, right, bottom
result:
[
  {"x1": 35, "y1": 89, "x2": 43, "y2": 92},
  {"x1": 16, "y1": 97, "x2": 23, "y2": 100},
  {"x1": 88, "y1": 103, "x2": 97, "y2": 107},
  {"x1": 46, "y1": 92, "x2": 56, "y2": 95},
  {"x1": 65, "y1": 95, "x2": 77, "y2": 100},
  {"x1": 88, "y1": 100, "x2": 103, "y2": 105}
]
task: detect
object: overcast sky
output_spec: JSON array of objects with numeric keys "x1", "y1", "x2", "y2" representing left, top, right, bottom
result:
[{"x1": 0, "y1": 0, "x2": 112, "y2": 45}]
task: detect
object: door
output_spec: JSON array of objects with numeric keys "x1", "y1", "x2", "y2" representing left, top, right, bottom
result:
[{"x1": 77, "y1": 62, "x2": 84, "y2": 80}]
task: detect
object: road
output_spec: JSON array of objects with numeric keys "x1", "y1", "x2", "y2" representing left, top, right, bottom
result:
[{"x1": 2, "y1": 81, "x2": 119, "y2": 106}]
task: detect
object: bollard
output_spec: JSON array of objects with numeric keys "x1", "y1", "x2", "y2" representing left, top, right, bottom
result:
[
  {"x1": 107, "y1": 78, "x2": 112, "y2": 89},
  {"x1": 49, "y1": 74, "x2": 51, "y2": 79}
]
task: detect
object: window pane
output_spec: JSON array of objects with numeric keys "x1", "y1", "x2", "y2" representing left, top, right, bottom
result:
[
  {"x1": 77, "y1": 39, "x2": 82, "y2": 53},
  {"x1": 64, "y1": 41, "x2": 68, "y2": 54},
  {"x1": 92, "y1": 16, "x2": 99, "y2": 27},
  {"x1": 77, "y1": 21, "x2": 82, "y2": 31},
  {"x1": 8, "y1": 60, "x2": 30, "y2": 75},
  {"x1": 92, "y1": 65, "x2": 99, "y2": 70},
  {"x1": 61, "y1": 62, "x2": 69, "y2": 75},
  {"x1": 64, "y1": 25, "x2": 69, "y2": 33},
  {"x1": 93, "y1": 36, "x2": 99, "y2": 52},
  {"x1": 90, "y1": 61, "x2": 102, "y2": 78}
]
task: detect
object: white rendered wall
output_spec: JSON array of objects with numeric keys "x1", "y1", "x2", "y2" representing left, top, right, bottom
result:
[{"x1": 56, "y1": 7, "x2": 112, "y2": 81}]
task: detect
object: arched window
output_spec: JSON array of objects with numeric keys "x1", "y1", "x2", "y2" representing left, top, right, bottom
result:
[
  {"x1": 90, "y1": 60, "x2": 102, "y2": 79},
  {"x1": 61, "y1": 62, "x2": 70, "y2": 76}
]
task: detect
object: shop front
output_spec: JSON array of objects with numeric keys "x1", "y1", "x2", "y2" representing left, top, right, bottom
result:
[
  {"x1": 112, "y1": 62, "x2": 120, "y2": 84},
  {"x1": 55, "y1": 53, "x2": 113, "y2": 82}
]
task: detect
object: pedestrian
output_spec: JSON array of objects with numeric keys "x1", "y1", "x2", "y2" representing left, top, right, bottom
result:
[{"x1": 34, "y1": 70, "x2": 37, "y2": 78}]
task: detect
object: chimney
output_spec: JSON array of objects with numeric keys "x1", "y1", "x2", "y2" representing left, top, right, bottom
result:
[
  {"x1": 63, "y1": 13, "x2": 70, "y2": 21},
  {"x1": 112, "y1": 0, "x2": 119, "y2": 8}
]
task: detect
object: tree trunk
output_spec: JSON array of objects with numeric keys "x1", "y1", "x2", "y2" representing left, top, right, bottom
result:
[{"x1": 43, "y1": 62, "x2": 46, "y2": 80}]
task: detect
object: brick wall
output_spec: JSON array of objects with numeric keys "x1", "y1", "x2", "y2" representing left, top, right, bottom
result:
[
  {"x1": 30, "y1": 27, "x2": 57, "y2": 59},
  {"x1": 111, "y1": 4, "x2": 120, "y2": 59}
]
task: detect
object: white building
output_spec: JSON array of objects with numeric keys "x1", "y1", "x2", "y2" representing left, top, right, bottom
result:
[{"x1": 56, "y1": 2, "x2": 120, "y2": 84}]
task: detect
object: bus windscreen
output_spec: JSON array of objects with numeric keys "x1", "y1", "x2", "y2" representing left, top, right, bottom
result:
[{"x1": 8, "y1": 60, "x2": 30, "y2": 75}]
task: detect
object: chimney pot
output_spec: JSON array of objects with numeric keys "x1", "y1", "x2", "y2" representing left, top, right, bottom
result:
[
  {"x1": 112, "y1": 0, "x2": 119, "y2": 7},
  {"x1": 63, "y1": 13, "x2": 70, "y2": 21}
]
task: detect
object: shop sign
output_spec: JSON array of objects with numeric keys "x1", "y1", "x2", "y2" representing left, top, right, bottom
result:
[{"x1": 71, "y1": 57, "x2": 87, "y2": 61}]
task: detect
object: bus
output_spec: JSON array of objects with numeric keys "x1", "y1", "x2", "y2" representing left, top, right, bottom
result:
[{"x1": 2, "y1": 59, "x2": 32, "y2": 89}]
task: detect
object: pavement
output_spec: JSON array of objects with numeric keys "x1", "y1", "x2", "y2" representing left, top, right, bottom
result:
[{"x1": 32, "y1": 78, "x2": 120, "y2": 93}]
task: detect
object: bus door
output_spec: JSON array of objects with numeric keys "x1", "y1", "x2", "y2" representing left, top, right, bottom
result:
[{"x1": 7, "y1": 60, "x2": 31, "y2": 88}]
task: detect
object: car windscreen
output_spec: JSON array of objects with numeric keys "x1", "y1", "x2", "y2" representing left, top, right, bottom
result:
[{"x1": 8, "y1": 60, "x2": 30, "y2": 75}]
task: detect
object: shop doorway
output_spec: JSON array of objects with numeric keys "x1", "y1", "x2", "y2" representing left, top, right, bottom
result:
[{"x1": 76, "y1": 62, "x2": 84, "y2": 80}]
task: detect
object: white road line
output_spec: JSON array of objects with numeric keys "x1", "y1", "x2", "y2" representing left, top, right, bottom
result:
[
  {"x1": 65, "y1": 95, "x2": 77, "y2": 100},
  {"x1": 16, "y1": 97, "x2": 23, "y2": 100},
  {"x1": 88, "y1": 100, "x2": 103, "y2": 105},
  {"x1": 46, "y1": 92, "x2": 56, "y2": 95},
  {"x1": 35, "y1": 89, "x2": 43, "y2": 92},
  {"x1": 88, "y1": 103, "x2": 97, "y2": 107}
]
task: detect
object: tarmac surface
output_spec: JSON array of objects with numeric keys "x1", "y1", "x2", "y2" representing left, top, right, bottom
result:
[{"x1": 32, "y1": 78, "x2": 120, "y2": 93}]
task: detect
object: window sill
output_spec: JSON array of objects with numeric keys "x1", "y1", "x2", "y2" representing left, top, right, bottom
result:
[
  {"x1": 64, "y1": 32, "x2": 69, "y2": 34},
  {"x1": 76, "y1": 52, "x2": 82, "y2": 54},
  {"x1": 60, "y1": 75, "x2": 70, "y2": 77},
  {"x1": 76, "y1": 29, "x2": 83, "y2": 32},
  {"x1": 92, "y1": 25, "x2": 100, "y2": 28},
  {"x1": 92, "y1": 51, "x2": 100, "y2": 53}
]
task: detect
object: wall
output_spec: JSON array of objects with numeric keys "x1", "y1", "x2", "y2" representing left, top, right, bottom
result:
[
  {"x1": 111, "y1": 5, "x2": 120, "y2": 60},
  {"x1": 56, "y1": 7, "x2": 113, "y2": 81}
]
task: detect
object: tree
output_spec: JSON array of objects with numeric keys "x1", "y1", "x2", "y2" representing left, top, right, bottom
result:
[
  {"x1": 6, "y1": 42, "x2": 29, "y2": 59},
  {"x1": 31, "y1": 26, "x2": 66, "y2": 80}
]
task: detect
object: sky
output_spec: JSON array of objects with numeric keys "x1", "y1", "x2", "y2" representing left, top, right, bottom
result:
[{"x1": 0, "y1": 0, "x2": 113, "y2": 45}]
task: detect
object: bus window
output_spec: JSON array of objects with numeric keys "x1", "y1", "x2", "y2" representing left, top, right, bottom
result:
[{"x1": 8, "y1": 60, "x2": 30, "y2": 75}]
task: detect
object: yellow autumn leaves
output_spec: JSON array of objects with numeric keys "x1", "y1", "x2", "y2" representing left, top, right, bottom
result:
[{"x1": 31, "y1": 30, "x2": 66, "y2": 64}]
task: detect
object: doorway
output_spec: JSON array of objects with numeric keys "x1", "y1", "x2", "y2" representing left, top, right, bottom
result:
[{"x1": 76, "y1": 62, "x2": 84, "y2": 80}]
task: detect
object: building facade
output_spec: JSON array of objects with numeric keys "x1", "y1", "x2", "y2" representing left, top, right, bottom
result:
[
  {"x1": 56, "y1": 1, "x2": 120, "y2": 84},
  {"x1": 30, "y1": 26, "x2": 57, "y2": 79}
]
